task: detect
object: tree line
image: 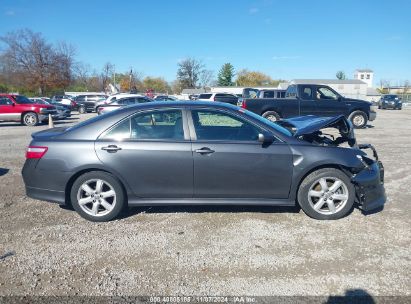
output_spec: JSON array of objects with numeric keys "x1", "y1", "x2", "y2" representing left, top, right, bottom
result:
[{"x1": 0, "y1": 29, "x2": 283, "y2": 96}]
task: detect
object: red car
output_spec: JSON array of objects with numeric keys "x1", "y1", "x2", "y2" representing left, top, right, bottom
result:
[{"x1": 0, "y1": 94, "x2": 58, "y2": 126}]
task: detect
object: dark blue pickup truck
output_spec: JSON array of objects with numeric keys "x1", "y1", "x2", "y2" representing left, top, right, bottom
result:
[{"x1": 239, "y1": 84, "x2": 377, "y2": 128}]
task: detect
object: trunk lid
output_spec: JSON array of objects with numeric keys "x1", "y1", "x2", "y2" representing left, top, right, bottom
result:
[{"x1": 31, "y1": 127, "x2": 68, "y2": 139}]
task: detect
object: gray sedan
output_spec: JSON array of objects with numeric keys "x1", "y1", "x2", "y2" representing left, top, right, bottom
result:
[{"x1": 22, "y1": 102, "x2": 386, "y2": 222}]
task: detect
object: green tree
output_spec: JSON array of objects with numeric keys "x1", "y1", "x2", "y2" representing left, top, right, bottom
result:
[
  {"x1": 336, "y1": 71, "x2": 346, "y2": 80},
  {"x1": 142, "y1": 77, "x2": 171, "y2": 93},
  {"x1": 217, "y1": 63, "x2": 235, "y2": 86}
]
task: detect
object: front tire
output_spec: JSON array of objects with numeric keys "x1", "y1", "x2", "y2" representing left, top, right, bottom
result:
[
  {"x1": 348, "y1": 110, "x2": 368, "y2": 129},
  {"x1": 70, "y1": 171, "x2": 125, "y2": 222},
  {"x1": 22, "y1": 112, "x2": 39, "y2": 126},
  {"x1": 78, "y1": 105, "x2": 86, "y2": 114},
  {"x1": 297, "y1": 168, "x2": 355, "y2": 220},
  {"x1": 262, "y1": 110, "x2": 281, "y2": 122}
]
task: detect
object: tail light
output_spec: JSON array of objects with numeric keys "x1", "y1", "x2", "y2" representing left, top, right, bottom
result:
[
  {"x1": 98, "y1": 107, "x2": 105, "y2": 114},
  {"x1": 26, "y1": 146, "x2": 48, "y2": 159},
  {"x1": 71, "y1": 101, "x2": 77, "y2": 107},
  {"x1": 241, "y1": 99, "x2": 247, "y2": 109}
]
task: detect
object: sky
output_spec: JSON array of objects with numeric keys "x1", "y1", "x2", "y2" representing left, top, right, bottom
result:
[{"x1": 0, "y1": 0, "x2": 410, "y2": 86}]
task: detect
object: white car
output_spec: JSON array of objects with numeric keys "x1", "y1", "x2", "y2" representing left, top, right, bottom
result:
[
  {"x1": 197, "y1": 93, "x2": 239, "y2": 105},
  {"x1": 95, "y1": 93, "x2": 145, "y2": 109}
]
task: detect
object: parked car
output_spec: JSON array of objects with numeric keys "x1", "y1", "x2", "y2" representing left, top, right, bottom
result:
[
  {"x1": 154, "y1": 95, "x2": 179, "y2": 101},
  {"x1": 240, "y1": 84, "x2": 377, "y2": 128},
  {"x1": 22, "y1": 101, "x2": 385, "y2": 222},
  {"x1": 0, "y1": 94, "x2": 57, "y2": 126},
  {"x1": 29, "y1": 97, "x2": 71, "y2": 119},
  {"x1": 51, "y1": 95, "x2": 75, "y2": 107},
  {"x1": 378, "y1": 94, "x2": 402, "y2": 110},
  {"x1": 198, "y1": 93, "x2": 239, "y2": 105},
  {"x1": 94, "y1": 93, "x2": 143, "y2": 110},
  {"x1": 97, "y1": 96, "x2": 152, "y2": 115},
  {"x1": 74, "y1": 94, "x2": 108, "y2": 113}
]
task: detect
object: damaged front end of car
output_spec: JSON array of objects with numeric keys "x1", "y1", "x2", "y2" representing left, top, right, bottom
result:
[{"x1": 279, "y1": 115, "x2": 386, "y2": 212}]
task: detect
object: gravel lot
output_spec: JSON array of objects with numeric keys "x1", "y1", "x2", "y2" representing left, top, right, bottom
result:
[{"x1": 0, "y1": 109, "x2": 410, "y2": 298}]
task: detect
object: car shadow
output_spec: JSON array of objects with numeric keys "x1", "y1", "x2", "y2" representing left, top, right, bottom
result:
[
  {"x1": 360, "y1": 205, "x2": 384, "y2": 216},
  {"x1": 118, "y1": 204, "x2": 301, "y2": 220},
  {"x1": 53, "y1": 119, "x2": 79, "y2": 125},
  {"x1": 0, "y1": 123, "x2": 28, "y2": 127},
  {"x1": 326, "y1": 288, "x2": 375, "y2": 303},
  {"x1": 364, "y1": 124, "x2": 374, "y2": 129},
  {"x1": 0, "y1": 168, "x2": 9, "y2": 176}
]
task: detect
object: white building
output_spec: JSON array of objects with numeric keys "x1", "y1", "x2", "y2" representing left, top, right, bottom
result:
[{"x1": 354, "y1": 69, "x2": 374, "y2": 87}]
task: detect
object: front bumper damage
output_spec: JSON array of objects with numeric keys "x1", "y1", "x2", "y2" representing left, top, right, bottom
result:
[{"x1": 352, "y1": 144, "x2": 386, "y2": 212}]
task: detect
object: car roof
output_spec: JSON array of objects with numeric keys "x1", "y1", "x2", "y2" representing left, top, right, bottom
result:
[{"x1": 119, "y1": 100, "x2": 239, "y2": 112}]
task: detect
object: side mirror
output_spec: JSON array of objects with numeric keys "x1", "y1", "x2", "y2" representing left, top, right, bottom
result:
[{"x1": 258, "y1": 133, "x2": 274, "y2": 144}]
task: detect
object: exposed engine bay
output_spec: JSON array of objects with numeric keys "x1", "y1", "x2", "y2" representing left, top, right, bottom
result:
[{"x1": 277, "y1": 115, "x2": 357, "y2": 147}]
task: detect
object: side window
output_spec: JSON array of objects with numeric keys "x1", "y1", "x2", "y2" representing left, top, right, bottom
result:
[
  {"x1": 102, "y1": 119, "x2": 131, "y2": 140},
  {"x1": 300, "y1": 86, "x2": 313, "y2": 100},
  {"x1": 286, "y1": 86, "x2": 297, "y2": 98},
  {"x1": 118, "y1": 98, "x2": 131, "y2": 105},
  {"x1": 137, "y1": 97, "x2": 150, "y2": 103},
  {"x1": 192, "y1": 110, "x2": 261, "y2": 141},
  {"x1": 0, "y1": 97, "x2": 13, "y2": 105},
  {"x1": 263, "y1": 91, "x2": 274, "y2": 98},
  {"x1": 130, "y1": 109, "x2": 184, "y2": 140},
  {"x1": 316, "y1": 87, "x2": 338, "y2": 100}
]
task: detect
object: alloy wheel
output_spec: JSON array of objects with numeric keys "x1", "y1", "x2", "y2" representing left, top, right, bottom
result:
[
  {"x1": 352, "y1": 115, "x2": 365, "y2": 127},
  {"x1": 307, "y1": 177, "x2": 349, "y2": 215},
  {"x1": 266, "y1": 115, "x2": 278, "y2": 122},
  {"x1": 24, "y1": 113, "x2": 37, "y2": 126},
  {"x1": 76, "y1": 179, "x2": 116, "y2": 217}
]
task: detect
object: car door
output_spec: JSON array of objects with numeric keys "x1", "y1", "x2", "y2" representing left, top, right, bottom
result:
[
  {"x1": 0, "y1": 96, "x2": 19, "y2": 121},
  {"x1": 94, "y1": 108, "x2": 193, "y2": 198},
  {"x1": 297, "y1": 85, "x2": 320, "y2": 116},
  {"x1": 312, "y1": 86, "x2": 347, "y2": 116},
  {"x1": 189, "y1": 108, "x2": 293, "y2": 199}
]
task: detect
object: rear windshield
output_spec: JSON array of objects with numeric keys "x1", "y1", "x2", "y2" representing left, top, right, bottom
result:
[
  {"x1": 384, "y1": 95, "x2": 399, "y2": 100},
  {"x1": 198, "y1": 94, "x2": 212, "y2": 99},
  {"x1": 13, "y1": 95, "x2": 34, "y2": 104}
]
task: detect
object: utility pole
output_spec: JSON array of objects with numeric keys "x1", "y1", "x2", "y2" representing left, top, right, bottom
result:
[{"x1": 129, "y1": 67, "x2": 132, "y2": 92}]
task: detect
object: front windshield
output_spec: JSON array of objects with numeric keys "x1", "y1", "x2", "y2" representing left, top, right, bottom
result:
[
  {"x1": 241, "y1": 109, "x2": 292, "y2": 137},
  {"x1": 13, "y1": 95, "x2": 34, "y2": 104}
]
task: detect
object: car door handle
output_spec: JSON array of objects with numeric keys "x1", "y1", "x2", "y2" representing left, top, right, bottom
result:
[
  {"x1": 101, "y1": 145, "x2": 122, "y2": 153},
  {"x1": 195, "y1": 147, "x2": 215, "y2": 154}
]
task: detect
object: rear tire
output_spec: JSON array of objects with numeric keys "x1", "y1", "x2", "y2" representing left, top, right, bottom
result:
[
  {"x1": 262, "y1": 111, "x2": 281, "y2": 122},
  {"x1": 22, "y1": 112, "x2": 39, "y2": 126},
  {"x1": 70, "y1": 171, "x2": 125, "y2": 222},
  {"x1": 78, "y1": 105, "x2": 86, "y2": 114},
  {"x1": 297, "y1": 168, "x2": 355, "y2": 220},
  {"x1": 348, "y1": 110, "x2": 368, "y2": 129}
]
